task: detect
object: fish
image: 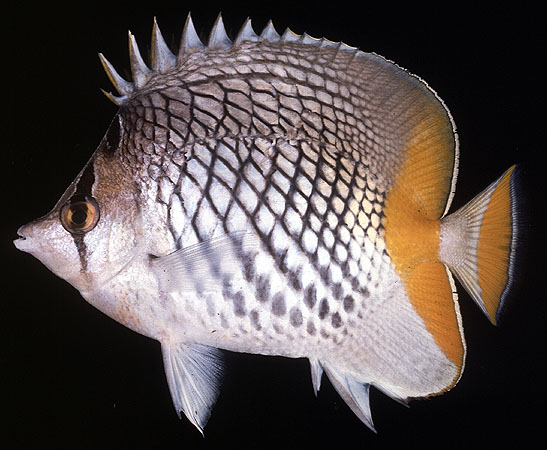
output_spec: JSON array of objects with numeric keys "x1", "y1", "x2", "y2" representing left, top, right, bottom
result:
[{"x1": 13, "y1": 13, "x2": 522, "y2": 434}]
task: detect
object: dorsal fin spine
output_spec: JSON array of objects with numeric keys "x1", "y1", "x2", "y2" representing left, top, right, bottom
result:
[
  {"x1": 260, "y1": 20, "x2": 280, "y2": 42},
  {"x1": 300, "y1": 32, "x2": 320, "y2": 45},
  {"x1": 151, "y1": 17, "x2": 177, "y2": 72},
  {"x1": 98, "y1": 53, "x2": 134, "y2": 97},
  {"x1": 208, "y1": 14, "x2": 232, "y2": 48},
  {"x1": 100, "y1": 88, "x2": 126, "y2": 106},
  {"x1": 179, "y1": 13, "x2": 205, "y2": 59},
  {"x1": 281, "y1": 27, "x2": 300, "y2": 42},
  {"x1": 128, "y1": 31, "x2": 152, "y2": 88},
  {"x1": 234, "y1": 18, "x2": 259, "y2": 45},
  {"x1": 100, "y1": 15, "x2": 367, "y2": 106}
]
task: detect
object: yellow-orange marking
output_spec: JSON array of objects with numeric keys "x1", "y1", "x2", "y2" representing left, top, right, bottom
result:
[{"x1": 477, "y1": 165, "x2": 515, "y2": 324}]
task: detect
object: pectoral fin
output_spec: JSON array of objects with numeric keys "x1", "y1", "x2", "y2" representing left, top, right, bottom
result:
[
  {"x1": 161, "y1": 342, "x2": 223, "y2": 434},
  {"x1": 151, "y1": 231, "x2": 260, "y2": 293}
]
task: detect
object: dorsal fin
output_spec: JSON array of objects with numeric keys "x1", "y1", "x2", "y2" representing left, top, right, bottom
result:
[
  {"x1": 128, "y1": 30, "x2": 152, "y2": 88},
  {"x1": 179, "y1": 13, "x2": 205, "y2": 56},
  {"x1": 300, "y1": 32, "x2": 321, "y2": 46},
  {"x1": 259, "y1": 20, "x2": 280, "y2": 42},
  {"x1": 98, "y1": 13, "x2": 448, "y2": 123},
  {"x1": 98, "y1": 53, "x2": 133, "y2": 105},
  {"x1": 99, "y1": 14, "x2": 371, "y2": 105},
  {"x1": 234, "y1": 18, "x2": 259, "y2": 45},
  {"x1": 281, "y1": 28, "x2": 300, "y2": 43},
  {"x1": 151, "y1": 17, "x2": 177, "y2": 72},
  {"x1": 208, "y1": 14, "x2": 232, "y2": 49}
]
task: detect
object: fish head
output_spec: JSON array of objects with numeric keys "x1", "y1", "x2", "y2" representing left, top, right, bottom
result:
[{"x1": 14, "y1": 115, "x2": 142, "y2": 298}]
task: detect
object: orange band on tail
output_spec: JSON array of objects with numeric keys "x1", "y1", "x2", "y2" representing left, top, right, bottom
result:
[{"x1": 477, "y1": 166, "x2": 516, "y2": 324}]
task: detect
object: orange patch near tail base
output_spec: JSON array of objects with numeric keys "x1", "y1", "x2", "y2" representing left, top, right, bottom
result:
[
  {"x1": 405, "y1": 262, "x2": 465, "y2": 383},
  {"x1": 384, "y1": 97, "x2": 463, "y2": 388}
]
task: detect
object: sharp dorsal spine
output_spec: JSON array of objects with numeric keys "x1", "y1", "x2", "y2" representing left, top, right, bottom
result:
[
  {"x1": 99, "y1": 13, "x2": 364, "y2": 106},
  {"x1": 208, "y1": 14, "x2": 232, "y2": 49},
  {"x1": 259, "y1": 20, "x2": 280, "y2": 41},
  {"x1": 233, "y1": 18, "x2": 259, "y2": 45},
  {"x1": 151, "y1": 17, "x2": 177, "y2": 72},
  {"x1": 179, "y1": 13, "x2": 205, "y2": 56},
  {"x1": 128, "y1": 31, "x2": 152, "y2": 88}
]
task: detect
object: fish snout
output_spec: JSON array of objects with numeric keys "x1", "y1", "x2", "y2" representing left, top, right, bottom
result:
[{"x1": 14, "y1": 223, "x2": 34, "y2": 253}]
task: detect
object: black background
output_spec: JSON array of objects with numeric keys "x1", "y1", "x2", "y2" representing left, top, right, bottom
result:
[{"x1": 3, "y1": 2, "x2": 545, "y2": 449}]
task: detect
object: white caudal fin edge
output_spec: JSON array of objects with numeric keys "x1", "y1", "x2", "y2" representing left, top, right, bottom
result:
[{"x1": 161, "y1": 342, "x2": 224, "y2": 434}]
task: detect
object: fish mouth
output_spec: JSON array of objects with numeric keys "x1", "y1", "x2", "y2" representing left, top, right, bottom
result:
[{"x1": 14, "y1": 225, "x2": 30, "y2": 252}]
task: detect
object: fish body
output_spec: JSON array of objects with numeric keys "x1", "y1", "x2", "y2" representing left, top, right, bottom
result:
[{"x1": 14, "y1": 15, "x2": 522, "y2": 433}]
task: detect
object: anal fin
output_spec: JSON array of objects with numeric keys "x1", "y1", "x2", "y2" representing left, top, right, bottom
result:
[
  {"x1": 309, "y1": 358, "x2": 323, "y2": 397},
  {"x1": 161, "y1": 342, "x2": 223, "y2": 434},
  {"x1": 323, "y1": 364, "x2": 376, "y2": 432}
]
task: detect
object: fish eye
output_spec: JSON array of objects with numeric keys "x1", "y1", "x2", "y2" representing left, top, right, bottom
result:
[{"x1": 60, "y1": 195, "x2": 100, "y2": 234}]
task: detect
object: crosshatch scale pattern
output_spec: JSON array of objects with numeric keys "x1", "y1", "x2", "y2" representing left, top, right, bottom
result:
[
  {"x1": 100, "y1": 17, "x2": 456, "y2": 396},
  {"x1": 116, "y1": 41, "x2": 395, "y2": 352}
]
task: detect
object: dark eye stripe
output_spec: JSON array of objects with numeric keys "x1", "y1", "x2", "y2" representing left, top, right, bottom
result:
[
  {"x1": 74, "y1": 159, "x2": 96, "y2": 197},
  {"x1": 104, "y1": 116, "x2": 121, "y2": 154},
  {"x1": 70, "y1": 157, "x2": 97, "y2": 274}
]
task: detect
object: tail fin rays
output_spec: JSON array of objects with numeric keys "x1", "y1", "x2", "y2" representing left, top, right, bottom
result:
[{"x1": 439, "y1": 165, "x2": 520, "y2": 324}]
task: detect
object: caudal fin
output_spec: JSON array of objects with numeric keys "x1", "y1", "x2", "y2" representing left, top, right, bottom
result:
[{"x1": 439, "y1": 165, "x2": 521, "y2": 325}]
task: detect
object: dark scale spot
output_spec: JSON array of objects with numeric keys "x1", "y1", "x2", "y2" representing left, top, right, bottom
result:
[
  {"x1": 256, "y1": 275, "x2": 270, "y2": 302},
  {"x1": 320, "y1": 329, "x2": 330, "y2": 339},
  {"x1": 319, "y1": 266, "x2": 330, "y2": 282},
  {"x1": 361, "y1": 286, "x2": 370, "y2": 298},
  {"x1": 331, "y1": 312, "x2": 342, "y2": 328},
  {"x1": 307, "y1": 319, "x2": 316, "y2": 335},
  {"x1": 222, "y1": 282, "x2": 233, "y2": 300},
  {"x1": 332, "y1": 282, "x2": 343, "y2": 300},
  {"x1": 288, "y1": 270, "x2": 303, "y2": 291},
  {"x1": 343, "y1": 296, "x2": 355, "y2": 313},
  {"x1": 289, "y1": 307, "x2": 303, "y2": 327},
  {"x1": 233, "y1": 292, "x2": 246, "y2": 317},
  {"x1": 244, "y1": 261, "x2": 256, "y2": 282},
  {"x1": 220, "y1": 313, "x2": 229, "y2": 329},
  {"x1": 318, "y1": 298, "x2": 330, "y2": 319},
  {"x1": 271, "y1": 293, "x2": 286, "y2": 316},
  {"x1": 340, "y1": 260, "x2": 351, "y2": 277},
  {"x1": 250, "y1": 310, "x2": 261, "y2": 330},
  {"x1": 304, "y1": 285, "x2": 317, "y2": 309}
]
